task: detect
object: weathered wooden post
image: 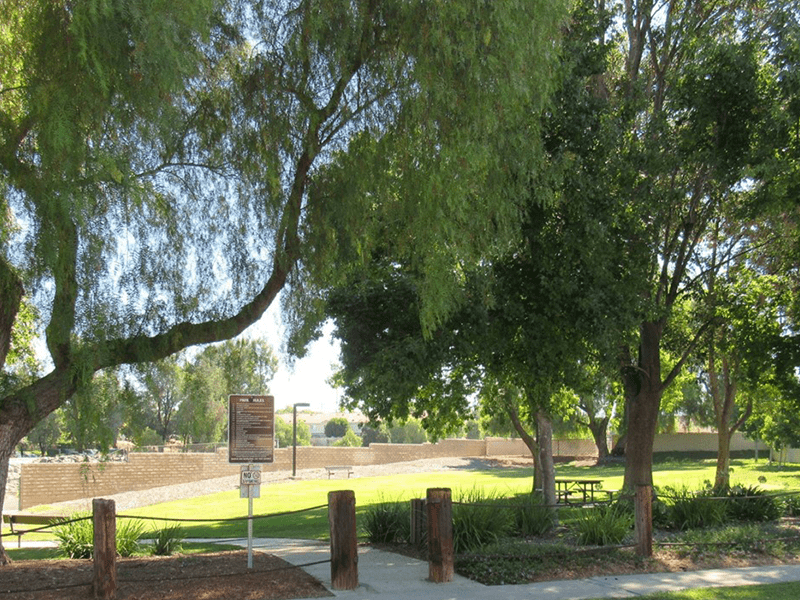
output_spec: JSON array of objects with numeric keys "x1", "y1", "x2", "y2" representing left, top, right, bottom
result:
[
  {"x1": 410, "y1": 498, "x2": 426, "y2": 547},
  {"x1": 635, "y1": 485, "x2": 653, "y2": 558},
  {"x1": 328, "y1": 490, "x2": 358, "y2": 590},
  {"x1": 93, "y1": 498, "x2": 116, "y2": 600},
  {"x1": 426, "y1": 488, "x2": 453, "y2": 583}
]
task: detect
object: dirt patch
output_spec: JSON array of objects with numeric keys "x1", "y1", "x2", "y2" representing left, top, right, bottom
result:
[{"x1": 2, "y1": 550, "x2": 332, "y2": 600}]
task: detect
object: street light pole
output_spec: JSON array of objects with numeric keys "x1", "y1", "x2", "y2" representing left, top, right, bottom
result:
[{"x1": 293, "y1": 402, "x2": 310, "y2": 477}]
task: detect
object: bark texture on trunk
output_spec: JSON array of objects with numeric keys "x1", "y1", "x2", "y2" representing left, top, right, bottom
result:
[
  {"x1": 536, "y1": 410, "x2": 556, "y2": 510},
  {"x1": 623, "y1": 321, "x2": 664, "y2": 489},
  {"x1": 710, "y1": 354, "x2": 750, "y2": 491},
  {"x1": 588, "y1": 417, "x2": 610, "y2": 462}
]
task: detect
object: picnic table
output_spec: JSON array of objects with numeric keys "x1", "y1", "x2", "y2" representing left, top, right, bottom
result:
[{"x1": 555, "y1": 478, "x2": 610, "y2": 504}]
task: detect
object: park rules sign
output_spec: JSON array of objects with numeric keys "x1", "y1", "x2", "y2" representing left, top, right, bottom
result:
[{"x1": 228, "y1": 395, "x2": 275, "y2": 464}]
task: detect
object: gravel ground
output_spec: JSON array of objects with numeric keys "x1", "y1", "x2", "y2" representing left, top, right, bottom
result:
[{"x1": 4, "y1": 456, "x2": 508, "y2": 515}]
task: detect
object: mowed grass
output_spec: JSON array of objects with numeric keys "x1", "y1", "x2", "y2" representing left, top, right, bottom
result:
[
  {"x1": 585, "y1": 581, "x2": 800, "y2": 600},
  {"x1": 7, "y1": 457, "x2": 800, "y2": 543},
  {"x1": 122, "y1": 466, "x2": 536, "y2": 540}
]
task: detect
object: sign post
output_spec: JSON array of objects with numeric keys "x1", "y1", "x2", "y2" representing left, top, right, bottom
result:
[{"x1": 229, "y1": 395, "x2": 274, "y2": 568}]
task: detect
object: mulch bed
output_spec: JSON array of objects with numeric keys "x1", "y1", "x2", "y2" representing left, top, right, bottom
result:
[{"x1": 1, "y1": 550, "x2": 332, "y2": 600}]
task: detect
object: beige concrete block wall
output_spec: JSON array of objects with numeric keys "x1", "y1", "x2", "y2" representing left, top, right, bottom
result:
[
  {"x1": 652, "y1": 432, "x2": 766, "y2": 453},
  {"x1": 19, "y1": 438, "x2": 503, "y2": 508},
  {"x1": 25, "y1": 433, "x2": 771, "y2": 509}
]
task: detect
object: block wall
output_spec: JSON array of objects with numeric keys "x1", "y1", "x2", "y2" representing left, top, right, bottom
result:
[{"x1": 28, "y1": 433, "x2": 753, "y2": 509}]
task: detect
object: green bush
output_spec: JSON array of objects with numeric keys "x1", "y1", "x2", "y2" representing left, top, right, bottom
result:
[
  {"x1": 670, "y1": 523, "x2": 787, "y2": 559},
  {"x1": 54, "y1": 513, "x2": 145, "y2": 558},
  {"x1": 663, "y1": 486, "x2": 727, "y2": 530},
  {"x1": 362, "y1": 500, "x2": 409, "y2": 544},
  {"x1": 452, "y1": 488, "x2": 512, "y2": 554},
  {"x1": 54, "y1": 513, "x2": 94, "y2": 559},
  {"x1": 781, "y1": 492, "x2": 800, "y2": 517},
  {"x1": 116, "y1": 518, "x2": 145, "y2": 557},
  {"x1": 150, "y1": 523, "x2": 185, "y2": 556},
  {"x1": 573, "y1": 504, "x2": 632, "y2": 546},
  {"x1": 725, "y1": 485, "x2": 780, "y2": 523},
  {"x1": 510, "y1": 493, "x2": 556, "y2": 537}
]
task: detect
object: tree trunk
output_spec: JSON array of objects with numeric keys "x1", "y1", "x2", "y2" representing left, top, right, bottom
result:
[
  {"x1": 588, "y1": 417, "x2": 610, "y2": 462},
  {"x1": 711, "y1": 355, "x2": 748, "y2": 491},
  {"x1": 623, "y1": 321, "x2": 664, "y2": 489},
  {"x1": 715, "y1": 424, "x2": 731, "y2": 491},
  {"x1": 505, "y1": 404, "x2": 539, "y2": 492},
  {"x1": 0, "y1": 427, "x2": 16, "y2": 564},
  {"x1": 536, "y1": 410, "x2": 556, "y2": 510}
]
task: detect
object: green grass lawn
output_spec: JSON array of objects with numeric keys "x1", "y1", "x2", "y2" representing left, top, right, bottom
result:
[
  {"x1": 556, "y1": 457, "x2": 800, "y2": 494},
  {"x1": 585, "y1": 581, "x2": 800, "y2": 599},
  {"x1": 6, "y1": 457, "x2": 800, "y2": 543}
]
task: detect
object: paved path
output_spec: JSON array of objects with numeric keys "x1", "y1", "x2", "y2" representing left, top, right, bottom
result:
[
  {"x1": 12, "y1": 538, "x2": 800, "y2": 599},
  {"x1": 251, "y1": 538, "x2": 800, "y2": 600}
]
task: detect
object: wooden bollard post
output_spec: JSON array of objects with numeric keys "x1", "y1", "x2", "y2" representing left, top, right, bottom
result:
[
  {"x1": 634, "y1": 485, "x2": 653, "y2": 558},
  {"x1": 328, "y1": 490, "x2": 358, "y2": 590},
  {"x1": 426, "y1": 488, "x2": 453, "y2": 583},
  {"x1": 93, "y1": 498, "x2": 116, "y2": 600},
  {"x1": 410, "y1": 498, "x2": 426, "y2": 547}
]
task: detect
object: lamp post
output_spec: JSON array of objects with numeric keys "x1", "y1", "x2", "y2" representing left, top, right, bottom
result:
[{"x1": 293, "y1": 402, "x2": 310, "y2": 477}]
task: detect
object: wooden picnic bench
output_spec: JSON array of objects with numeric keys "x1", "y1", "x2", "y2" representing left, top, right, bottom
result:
[
  {"x1": 324, "y1": 465, "x2": 354, "y2": 479},
  {"x1": 555, "y1": 478, "x2": 611, "y2": 505},
  {"x1": 2, "y1": 513, "x2": 66, "y2": 547}
]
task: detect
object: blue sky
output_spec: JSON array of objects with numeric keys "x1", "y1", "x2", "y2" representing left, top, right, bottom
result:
[{"x1": 248, "y1": 304, "x2": 343, "y2": 414}]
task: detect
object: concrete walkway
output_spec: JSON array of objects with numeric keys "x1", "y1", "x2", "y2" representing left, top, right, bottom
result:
[{"x1": 253, "y1": 538, "x2": 800, "y2": 600}]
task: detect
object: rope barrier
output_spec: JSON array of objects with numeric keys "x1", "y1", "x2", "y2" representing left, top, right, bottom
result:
[{"x1": 116, "y1": 503, "x2": 328, "y2": 524}]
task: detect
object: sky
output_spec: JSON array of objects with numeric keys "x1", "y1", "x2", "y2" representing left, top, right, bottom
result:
[{"x1": 246, "y1": 301, "x2": 344, "y2": 414}]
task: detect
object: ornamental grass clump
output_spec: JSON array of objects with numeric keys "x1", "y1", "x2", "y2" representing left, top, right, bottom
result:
[
  {"x1": 452, "y1": 488, "x2": 512, "y2": 554},
  {"x1": 573, "y1": 504, "x2": 632, "y2": 546},
  {"x1": 362, "y1": 499, "x2": 410, "y2": 544},
  {"x1": 54, "y1": 513, "x2": 145, "y2": 558},
  {"x1": 510, "y1": 493, "x2": 556, "y2": 537},
  {"x1": 662, "y1": 486, "x2": 727, "y2": 531},
  {"x1": 150, "y1": 523, "x2": 185, "y2": 556},
  {"x1": 725, "y1": 485, "x2": 781, "y2": 523},
  {"x1": 54, "y1": 513, "x2": 94, "y2": 559}
]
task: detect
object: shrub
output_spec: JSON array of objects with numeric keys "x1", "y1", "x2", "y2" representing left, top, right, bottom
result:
[
  {"x1": 116, "y1": 518, "x2": 145, "y2": 557},
  {"x1": 150, "y1": 523, "x2": 185, "y2": 556},
  {"x1": 671, "y1": 523, "x2": 787, "y2": 560},
  {"x1": 54, "y1": 513, "x2": 94, "y2": 559},
  {"x1": 573, "y1": 504, "x2": 632, "y2": 546},
  {"x1": 781, "y1": 492, "x2": 800, "y2": 517},
  {"x1": 362, "y1": 500, "x2": 409, "y2": 544},
  {"x1": 663, "y1": 486, "x2": 727, "y2": 531},
  {"x1": 510, "y1": 493, "x2": 556, "y2": 537},
  {"x1": 725, "y1": 485, "x2": 780, "y2": 523},
  {"x1": 452, "y1": 488, "x2": 512, "y2": 554},
  {"x1": 54, "y1": 513, "x2": 145, "y2": 558}
]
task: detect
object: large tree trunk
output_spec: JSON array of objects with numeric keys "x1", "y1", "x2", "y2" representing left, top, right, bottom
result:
[
  {"x1": 623, "y1": 321, "x2": 664, "y2": 489},
  {"x1": 536, "y1": 410, "x2": 556, "y2": 510},
  {"x1": 0, "y1": 442, "x2": 11, "y2": 565},
  {"x1": 588, "y1": 417, "x2": 610, "y2": 462}
]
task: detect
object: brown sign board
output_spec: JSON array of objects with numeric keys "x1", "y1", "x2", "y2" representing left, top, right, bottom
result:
[{"x1": 228, "y1": 395, "x2": 274, "y2": 464}]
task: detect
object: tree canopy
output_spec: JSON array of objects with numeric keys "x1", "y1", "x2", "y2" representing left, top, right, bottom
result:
[{"x1": 0, "y1": 0, "x2": 568, "y2": 563}]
